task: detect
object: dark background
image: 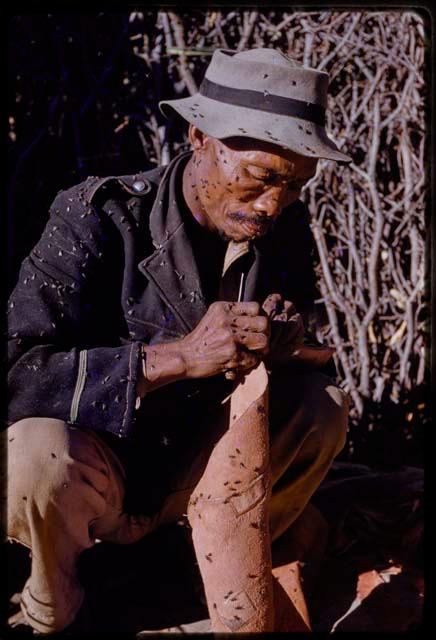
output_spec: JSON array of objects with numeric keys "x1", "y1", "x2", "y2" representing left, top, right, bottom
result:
[{"x1": 8, "y1": 11, "x2": 170, "y2": 290}]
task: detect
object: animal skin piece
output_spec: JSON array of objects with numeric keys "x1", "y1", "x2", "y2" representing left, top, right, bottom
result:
[{"x1": 187, "y1": 361, "x2": 275, "y2": 632}]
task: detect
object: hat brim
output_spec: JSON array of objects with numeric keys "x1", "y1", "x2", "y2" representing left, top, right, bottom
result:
[{"x1": 159, "y1": 94, "x2": 352, "y2": 164}]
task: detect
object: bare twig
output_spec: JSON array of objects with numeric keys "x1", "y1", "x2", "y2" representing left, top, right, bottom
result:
[{"x1": 167, "y1": 12, "x2": 199, "y2": 95}]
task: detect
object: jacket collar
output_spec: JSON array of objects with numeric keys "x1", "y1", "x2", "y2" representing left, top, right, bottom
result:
[
  {"x1": 138, "y1": 151, "x2": 273, "y2": 333},
  {"x1": 138, "y1": 152, "x2": 209, "y2": 332}
]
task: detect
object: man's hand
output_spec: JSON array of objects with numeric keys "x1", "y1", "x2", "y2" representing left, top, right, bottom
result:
[
  {"x1": 261, "y1": 294, "x2": 305, "y2": 367},
  {"x1": 179, "y1": 301, "x2": 270, "y2": 379},
  {"x1": 137, "y1": 301, "x2": 269, "y2": 396}
]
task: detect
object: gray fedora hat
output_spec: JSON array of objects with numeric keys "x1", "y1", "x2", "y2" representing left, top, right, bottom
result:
[{"x1": 159, "y1": 48, "x2": 352, "y2": 163}]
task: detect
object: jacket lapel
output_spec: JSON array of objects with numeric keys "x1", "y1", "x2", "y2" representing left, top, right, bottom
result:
[{"x1": 138, "y1": 153, "x2": 208, "y2": 333}]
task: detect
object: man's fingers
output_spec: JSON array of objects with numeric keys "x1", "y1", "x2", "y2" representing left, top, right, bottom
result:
[
  {"x1": 281, "y1": 300, "x2": 297, "y2": 319},
  {"x1": 270, "y1": 314, "x2": 305, "y2": 350},
  {"x1": 262, "y1": 293, "x2": 283, "y2": 317},
  {"x1": 230, "y1": 315, "x2": 270, "y2": 334},
  {"x1": 272, "y1": 312, "x2": 303, "y2": 332},
  {"x1": 282, "y1": 300, "x2": 296, "y2": 317},
  {"x1": 225, "y1": 348, "x2": 260, "y2": 373},
  {"x1": 224, "y1": 301, "x2": 260, "y2": 316},
  {"x1": 235, "y1": 331, "x2": 269, "y2": 352},
  {"x1": 271, "y1": 301, "x2": 296, "y2": 322}
]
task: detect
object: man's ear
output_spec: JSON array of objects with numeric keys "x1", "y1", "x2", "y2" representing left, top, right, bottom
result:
[{"x1": 188, "y1": 124, "x2": 209, "y2": 151}]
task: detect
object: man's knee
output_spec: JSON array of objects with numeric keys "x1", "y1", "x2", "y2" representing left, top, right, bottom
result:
[
  {"x1": 7, "y1": 417, "x2": 73, "y2": 482},
  {"x1": 7, "y1": 418, "x2": 109, "y2": 534},
  {"x1": 270, "y1": 369, "x2": 349, "y2": 457},
  {"x1": 7, "y1": 418, "x2": 69, "y2": 537}
]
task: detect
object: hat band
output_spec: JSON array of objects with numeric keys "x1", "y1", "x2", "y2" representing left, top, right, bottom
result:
[{"x1": 199, "y1": 78, "x2": 325, "y2": 126}]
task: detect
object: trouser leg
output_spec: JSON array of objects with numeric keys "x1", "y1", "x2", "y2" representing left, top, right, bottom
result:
[
  {"x1": 267, "y1": 369, "x2": 348, "y2": 630},
  {"x1": 268, "y1": 369, "x2": 349, "y2": 541},
  {"x1": 6, "y1": 369, "x2": 348, "y2": 634},
  {"x1": 6, "y1": 417, "x2": 150, "y2": 634}
]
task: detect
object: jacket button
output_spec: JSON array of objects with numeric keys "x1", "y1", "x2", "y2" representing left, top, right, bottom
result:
[{"x1": 132, "y1": 180, "x2": 146, "y2": 193}]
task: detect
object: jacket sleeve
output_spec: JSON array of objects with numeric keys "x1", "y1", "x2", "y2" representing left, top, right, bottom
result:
[{"x1": 7, "y1": 181, "x2": 143, "y2": 439}]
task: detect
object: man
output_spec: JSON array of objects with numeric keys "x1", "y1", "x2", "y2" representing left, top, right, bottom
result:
[{"x1": 7, "y1": 47, "x2": 351, "y2": 633}]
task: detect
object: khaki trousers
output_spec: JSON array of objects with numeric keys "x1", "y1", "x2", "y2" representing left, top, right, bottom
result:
[{"x1": 7, "y1": 370, "x2": 348, "y2": 633}]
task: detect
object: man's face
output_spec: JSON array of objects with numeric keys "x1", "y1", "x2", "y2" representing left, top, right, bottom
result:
[{"x1": 184, "y1": 126, "x2": 318, "y2": 242}]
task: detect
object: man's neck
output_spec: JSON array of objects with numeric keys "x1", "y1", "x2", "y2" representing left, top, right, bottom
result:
[{"x1": 182, "y1": 155, "x2": 216, "y2": 233}]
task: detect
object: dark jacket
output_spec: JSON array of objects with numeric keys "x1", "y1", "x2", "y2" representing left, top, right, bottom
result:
[{"x1": 7, "y1": 151, "x2": 321, "y2": 442}]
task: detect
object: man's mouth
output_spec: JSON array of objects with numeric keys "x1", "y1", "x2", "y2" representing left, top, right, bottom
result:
[
  {"x1": 240, "y1": 220, "x2": 269, "y2": 235},
  {"x1": 228, "y1": 212, "x2": 272, "y2": 236}
]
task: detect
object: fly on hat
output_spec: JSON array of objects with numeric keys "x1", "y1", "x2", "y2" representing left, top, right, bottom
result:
[{"x1": 159, "y1": 47, "x2": 352, "y2": 163}]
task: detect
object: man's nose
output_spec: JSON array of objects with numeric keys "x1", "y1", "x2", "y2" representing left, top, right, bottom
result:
[{"x1": 252, "y1": 186, "x2": 284, "y2": 218}]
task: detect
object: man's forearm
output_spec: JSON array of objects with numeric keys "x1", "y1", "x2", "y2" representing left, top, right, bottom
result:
[{"x1": 136, "y1": 341, "x2": 187, "y2": 396}]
